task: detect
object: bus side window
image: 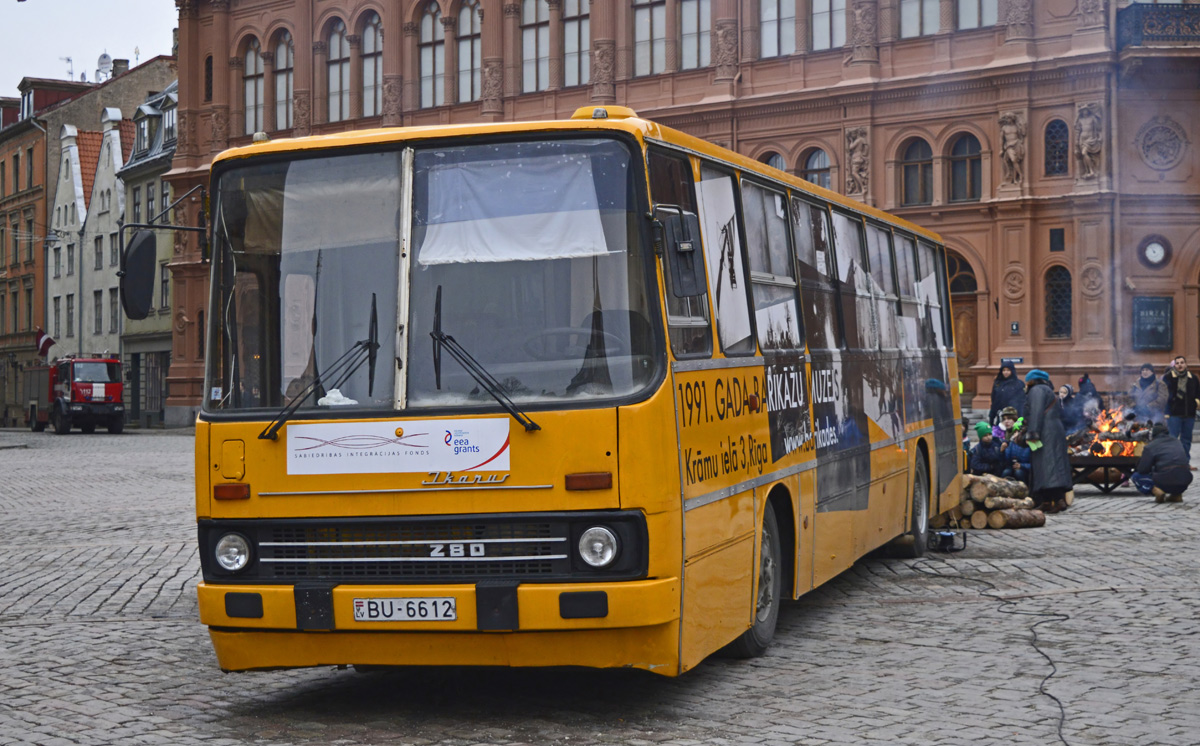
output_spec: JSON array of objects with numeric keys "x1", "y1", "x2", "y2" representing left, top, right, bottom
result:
[
  {"x1": 893, "y1": 232, "x2": 921, "y2": 349},
  {"x1": 648, "y1": 149, "x2": 712, "y2": 358},
  {"x1": 742, "y1": 180, "x2": 803, "y2": 351},
  {"x1": 830, "y1": 210, "x2": 876, "y2": 351},
  {"x1": 789, "y1": 196, "x2": 840, "y2": 351},
  {"x1": 697, "y1": 163, "x2": 755, "y2": 356},
  {"x1": 934, "y1": 245, "x2": 955, "y2": 349},
  {"x1": 864, "y1": 223, "x2": 899, "y2": 351},
  {"x1": 915, "y1": 240, "x2": 946, "y2": 351}
]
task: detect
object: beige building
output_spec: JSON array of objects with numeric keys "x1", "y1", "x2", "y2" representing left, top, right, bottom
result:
[{"x1": 167, "y1": 0, "x2": 1199, "y2": 420}]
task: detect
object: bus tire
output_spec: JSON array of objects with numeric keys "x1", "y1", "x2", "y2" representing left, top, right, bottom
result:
[
  {"x1": 53, "y1": 406, "x2": 71, "y2": 435},
  {"x1": 726, "y1": 506, "x2": 782, "y2": 658},
  {"x1": 891, "y1": 453, "x2": 931, "y2": 559}
]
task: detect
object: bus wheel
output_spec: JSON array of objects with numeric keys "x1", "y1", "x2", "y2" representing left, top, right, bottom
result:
[
  {"x1": 726, "y1": 507, "x2": 782, "y2": 658},
  {"x1": 53, "y1": 406, "x2": 71, "y2": 435},
  {"x1": 892, "y1": 453, "x2": 931, "y2": 559}
]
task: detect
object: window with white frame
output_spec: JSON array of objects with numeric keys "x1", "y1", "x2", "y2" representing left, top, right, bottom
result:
[
  {"x1": 958, "y1": 0, "x2": 998, "y2": 28},
  {"x1": 110, "y1": 233, "x2": 118, "y2": 266},
  {"x1": 761, "y1": 0, "x2": 797, "y2": 58},
  {"x1": 94, "y1": 290, "x2": 103, "y2": 335},
  {"x1": 66, "y1": 294, "x2": 74, "y2": 337},
  {"x1": 164, "y1": 105, "x2": 177, "y2": 141},
  {"x1": 362, "y1": 13, "x2": 383, "y2": 116},
  {"x1": 327, "y1": 21, "x2": 350, "y2": 122},
  {"x1": 274, "y1": 32, "x2": 294, "y2": 129},
  {"x1": 161, "y1": 263, "x2": 170, "y2": 309},
  {"x1": 900, "y1": 0, "x2": 939, "y2": 37},
  {"x1": 109, "y1": 289, "x2": 119, "y2": 333}
]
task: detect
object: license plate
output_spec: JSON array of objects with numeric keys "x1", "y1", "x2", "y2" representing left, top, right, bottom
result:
[{"x1": 353, "y1": 597, "x2": 457, "y2": 622}]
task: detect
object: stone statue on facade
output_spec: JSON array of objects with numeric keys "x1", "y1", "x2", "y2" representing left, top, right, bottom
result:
[
  {"x1": 845, "y1": 127, "x2": 869, "y2": 194},
  {"x1": 1075, "y1": 102, "x2": 1103, "y2": 179},
  {"x1": 999, "y1": 112, "x2": 1026, "y2": 185}
]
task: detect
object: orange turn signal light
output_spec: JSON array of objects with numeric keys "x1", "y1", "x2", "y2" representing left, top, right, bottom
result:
[
  {"x1": 565, "y1": 472, "x2": 613, "y2": 491},
  {"x1": 214, "y1": 483, "x2": 251, "y2": 500}
]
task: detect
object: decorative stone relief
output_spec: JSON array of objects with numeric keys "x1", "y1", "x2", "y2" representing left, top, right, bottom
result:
[
  {"x1": 177, "y1": 110, "x2": 191, "y2": 151},
  {"x1": 1079, "y1": 0, "x2": 1106, "y2": 28},
  {"x1": 1081, "y1": 265, "x2": 1104, "y2": 298},
  {"x1": 849, "y1": 1, "x2": 879, "y2": 63},
  {"x1": 845, "y1": 127, "x2": 870, "y2": 194},
  {"x1": 403, "y1": 22, "x2": 420, "y2": 36},
  {"x1": 177, "y1": 1, "x2": 199, "y2": 19},
  {"x1": 312, "y1": 41, "x2": 327, "y2": 56},
  {"x1": 1135, "y1": 116, "x2": 1188, "y2": 172},
  {"x1": 293, "y1": 91, "x2": 311, "y2": 136},
  {"x1": 228, "y1": 56, "x2": 243, "y2": 71},
  {"x1": 210, "y1": 0, "x2": 230, "y2": 11},
  {"x1": 998, "y1": 112, "x2": 1026, "y2": 185},
  {"x1": 383, "y1": 75, "x2": 403, "y2": 124},
  {"x1": 714, "y1": 20, "x2": 739, "y2": 79},
  {"x1": 482, "y1": 60, "x2": 504, "y2": 105},
  {"x1": 591, "y1": 41, "x2": 615, "y2": 101},
  {"x1": 1005, "y1": 0, "x2": 1033, "y2": 39},
  {"x1": 1075, "y1": 102, "x2": 1103, "y2": 180},
  {"x1": 503, "y1": 3, "x2": 521, "y2": 17},
  {"x1": 1003, "y1": 268, "x2": 1025, "y2": 301},
  {"x1": 210, "y1": 107, "x2": 228, "y2": 150}
]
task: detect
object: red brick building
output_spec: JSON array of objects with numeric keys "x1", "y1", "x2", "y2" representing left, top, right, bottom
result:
[{"x1": 167, "y1": 0, "x2": 1200, "y2": 422}]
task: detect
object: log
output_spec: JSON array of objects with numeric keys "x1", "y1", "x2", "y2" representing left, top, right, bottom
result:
[
  {"x1": 929, "y1": 513, "x2": 949, "y2": 529},
  {"x1": 966, "y1": 473, "x2": 1028, "y2": 501},
  {"x1": 969, "y1": 510, "x2": 989, "y2": 530},
  {"x1": 959, "y1": 517, "x2": 973, "y2": 530},
  {"x1": 960, "y1": 499, "x2": 977, "y2": 517},
  {"x1": 984, "y1": 496, "x2": 1035, "y2": 511},
  {"x1": 986, "y1": 509, "x2": 1046, "y2": 529},
  {"x1": 949, "y1": 505, "x2": 964, "y2": 522}
]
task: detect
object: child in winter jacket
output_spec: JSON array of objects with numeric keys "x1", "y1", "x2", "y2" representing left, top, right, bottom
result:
[{"x1": 969, "y1": 422, "x2": 1006, "y2": 477}]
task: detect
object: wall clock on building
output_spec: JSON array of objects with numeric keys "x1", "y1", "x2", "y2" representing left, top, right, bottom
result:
[{"x1": 1137, "y1": 236, "x2": 1171, "y2": 270}]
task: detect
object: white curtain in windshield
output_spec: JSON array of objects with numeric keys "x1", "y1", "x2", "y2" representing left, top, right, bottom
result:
[{"x1": 417, "y1": 154, "x2": 609, "y2": 265}]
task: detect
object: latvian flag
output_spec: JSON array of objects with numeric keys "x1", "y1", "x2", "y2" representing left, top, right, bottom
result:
[{"x1": 35, "y1": 329, "x2": 54, "y2": 357}]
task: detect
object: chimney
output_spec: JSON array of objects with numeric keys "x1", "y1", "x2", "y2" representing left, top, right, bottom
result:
[{"x1": 112, "y1": 59, "x2": 130, "y2": 76}]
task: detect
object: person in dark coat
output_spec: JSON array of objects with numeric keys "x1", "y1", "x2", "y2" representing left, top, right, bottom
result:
[
  {"x1": 1131, "y1": 422, "x2": 1193, "y2": 502},
  {"x1": 968, "y1": 422, "x2": 1006, "y2": 476},
  {"x1": 1076, "y1": 373, "x2": 1104, "y2": 413},
  {"x1": 1163, "y1": 356, "x2": 1200, "y2": 456},
  {"x1": 1058, "y1": 384, "x2": 1085, "y2": 435},
  {"x1": 989, "y1": 363, "x2": 1026, "y2": 426},
  {"x1": 1129, "y1": 362, "x2": 1168, "y2": 424},
  {"x1": 1023, "y1": 369, "x2": 1073, "y2": 512}
]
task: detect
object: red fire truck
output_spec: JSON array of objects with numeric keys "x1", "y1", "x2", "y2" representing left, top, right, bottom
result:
[{"x1": 24, "y1": 354, "x2": 125, "y2": 434}]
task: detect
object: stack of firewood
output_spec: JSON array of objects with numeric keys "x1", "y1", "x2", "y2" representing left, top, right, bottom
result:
[{"x1": 929, "y1": 474, "x2": 1054, "y2": 530}]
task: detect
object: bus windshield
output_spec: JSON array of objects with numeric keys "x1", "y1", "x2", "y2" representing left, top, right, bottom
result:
[{"x1": 205, "y1": 135, "x2": 658, "y2": 414}]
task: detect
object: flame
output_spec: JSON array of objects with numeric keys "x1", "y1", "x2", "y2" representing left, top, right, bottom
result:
[{"x1": 1077, "y1": 409, "x2": 1142, "y2": 459}]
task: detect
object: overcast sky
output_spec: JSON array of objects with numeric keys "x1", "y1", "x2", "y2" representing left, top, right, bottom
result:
[{"x1": 0, "y1": 0, "x2": 179, "y2": 97}]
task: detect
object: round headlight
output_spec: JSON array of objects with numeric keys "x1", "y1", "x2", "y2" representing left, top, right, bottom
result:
[
  {"x1": 578, "y1": 526, "x2": 619, "y2": 568},
  {"x1": 215, "y1": 533, "x2": 251, "y2": 572}
]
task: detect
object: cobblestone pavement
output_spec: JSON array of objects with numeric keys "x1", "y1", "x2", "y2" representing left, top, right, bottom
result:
[{"x1": 1, "y1": 429, "x2": 1198, "y2": 746}]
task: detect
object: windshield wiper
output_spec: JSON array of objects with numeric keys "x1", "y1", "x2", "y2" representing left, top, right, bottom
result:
[
  {"x1": 431, "y1": 285, "x2": 540, "y2": 433},
  {"x1": 259, "y1": 293, "x2": 381, "y2": 441}
]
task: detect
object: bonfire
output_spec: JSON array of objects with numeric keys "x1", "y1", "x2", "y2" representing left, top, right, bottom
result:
[{"x1": 1067, "y1": 404, "x2": 1150, "y2": 460}]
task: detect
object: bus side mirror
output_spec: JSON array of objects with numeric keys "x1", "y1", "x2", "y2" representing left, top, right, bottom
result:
[
  {"x1": 661, "y1": 211, "x2": 706, "y2": 298},
  {"x1": 120, "y1": 229, "x2": 157, "y2": 320}
]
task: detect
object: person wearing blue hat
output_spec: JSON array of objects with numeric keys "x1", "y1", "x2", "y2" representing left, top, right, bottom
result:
[{"x1": 1022, "y1": 369, "x2": 1072, "y2": 512}]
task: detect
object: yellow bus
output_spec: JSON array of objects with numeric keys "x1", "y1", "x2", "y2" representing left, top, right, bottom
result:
[{"x1": 139, "y1": 106, "x2": 962, "y2": 676}]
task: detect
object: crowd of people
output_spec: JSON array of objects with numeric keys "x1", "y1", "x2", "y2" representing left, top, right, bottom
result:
[{"x1": 968, "y1": 357, "x2": 1197, "y2": 508}]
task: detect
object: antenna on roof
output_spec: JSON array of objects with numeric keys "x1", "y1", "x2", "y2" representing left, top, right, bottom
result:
[
  {"x1": 97, "y1": 52, "x2": 113, "y2": 82},
  {"x1": 60, "y1": 57, "x2": 73, "y2": 80}
]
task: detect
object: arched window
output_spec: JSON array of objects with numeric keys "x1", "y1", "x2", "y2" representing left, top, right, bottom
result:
[
  {"x1": 900, "y1": 0, "x2": 938, "y2": 37},
  {"x1": 522, "y1": 0, "x2": 550, "y2": 91},
  {"x1": 420, "y1": 3, "x2": 445, "y2": 107},
  {"x1": 801, "y1": 149, "x2": 831, "y2": 189},
  {"x1": 811, "y1": 0, "x2": 845, "y2": 50},
  {"x1": 946, "y1": 250, "x2": 977, "y2": 293},
  {"x1": 327, "y1": 20, "x2": 350, "y2": 122},
  {"x1": 563, "y1": 0, "x2": 590, "y2": 86},
  {"x1": 901, "y1": 139, "x2": 933, "y2": 206},
  {"x1": 761, "y1": 0, "x2": 797, "y2": 58},
  {"x1": 458, "y1": 0, "x2": 482, "y2": 102},
  {"x1": 949, "y1": 133, "x2": 981, "y2": 202},
  {"x1": 1044, "y1": 266, "x2": 1072, "y2": 339},
  {"x1": 243, "y1": 38, "x2": 264, "y2": 134},
  {"x1": 1045, "y1": 119, "x2": 1069, "y2": 176},
  {"x1": 274, "y1": 32, "x2": 294, "y2": 129},
  {"x1": 680, "y1": 0, "x2": 711, "y2": 69},
  {"x1": 634, "y1": 0, "x2": 667, "y2": 75},
  {"x1": 761, "y1": 152, "x2": 786, "y2": 172},
  {"x1": 362, "y1": 13, "x2": 383, "y2": 117}
]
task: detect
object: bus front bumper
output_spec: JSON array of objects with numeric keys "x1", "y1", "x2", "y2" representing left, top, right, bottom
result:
[{"x1": 198, "y1": 578, "x2": 681, "y2": 673}]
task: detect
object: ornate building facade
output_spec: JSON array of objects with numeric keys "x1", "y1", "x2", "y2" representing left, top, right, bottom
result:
[{"x1": 167, "y1": 0, "x2": 1200, "y2": 420}]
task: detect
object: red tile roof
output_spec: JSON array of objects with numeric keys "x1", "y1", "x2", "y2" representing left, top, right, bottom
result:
[
  {"x1": 119, "y1": 119, "x2": 135, "y2": 165},
  {"x1": 75, "y1": 131, "x2": 103, "y2": 211}
]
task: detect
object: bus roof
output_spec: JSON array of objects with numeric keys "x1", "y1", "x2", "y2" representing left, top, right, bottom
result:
[{"x1": 211, "y1": 107, "x2": 943, "y2": 245}]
